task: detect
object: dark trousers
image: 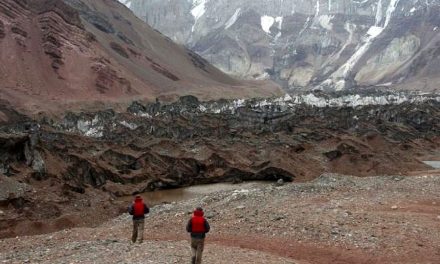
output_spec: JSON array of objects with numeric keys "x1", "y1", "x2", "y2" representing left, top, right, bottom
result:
[
  {"x1": 132, "y1": 219, "x2": 144, "y2": 243},
  {"x1": 191, "y1": 237, "x2": 205, "y2": 264}
]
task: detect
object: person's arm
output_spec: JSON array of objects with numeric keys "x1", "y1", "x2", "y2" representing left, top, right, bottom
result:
[
  {"x1": 128, "y1": 205, "x2": 134, "y2": 215},
  {"x1": 186, "y1": 219, "x2": 192, "y2": 233},
  {"x1": 204, "y1": 219, "x2": 210, "y2": 233},
  {"x1": 144, "y1": 204, "x2": 150, "y2": 214}
]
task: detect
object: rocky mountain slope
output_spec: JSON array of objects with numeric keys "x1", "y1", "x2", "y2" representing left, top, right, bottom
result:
[
  {"x1": 0, "y1": 0, "x2": 281, "y2": 114},
  {"x1": 125, "y1": 0, "x2": 440, "y2": 91},
  {"x1": 1, "y1": 173, "x2": 439, "y2": 263}
]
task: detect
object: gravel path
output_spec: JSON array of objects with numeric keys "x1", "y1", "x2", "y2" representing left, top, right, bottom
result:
[
  {"x1": 0, "y1": 228, "x2": 296, "y2": 264},
  {"x1": 1, "y1": 173, "x2": 439, "y2": 263}
]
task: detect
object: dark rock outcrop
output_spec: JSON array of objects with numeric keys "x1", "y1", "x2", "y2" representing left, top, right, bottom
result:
[
  {"x1": 0, "y1": 175, "x2": 31, "y2": 206},
  {"x1": 64, "y1": 0, "x2": 112, "y2": 32},
  {"x1": 110, "y1": 42, "x2": 129, "y2": 58},
  {"x1": 35, "y1": 0, "x2": 88, "y2": 73},
  {"x1": 0, "y1": 133, "x2": 28, "y2": 175},
  {"x1": 49, "y1": 94, "x2": 439, "y2": 190},
  {"x1": 324, "y1": 150, "x2": 342, "y2": 161},
  {"x1": 91, "y1": 63, "x2": 132, "y2": 94},
  {"x1": 324, "y1": 143, "x2": 359, "y2": 160},
  {"x1": 151, "y1": 63, "x2": 180, "y2": 81},
  {"x1": 0, "y1": 20, "x2": 5, "y2": 38}
]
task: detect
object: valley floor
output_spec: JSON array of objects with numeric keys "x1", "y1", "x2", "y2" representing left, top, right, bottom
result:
[{"x1": 1, "y1": 173, "x2": 440, "y2": 264}]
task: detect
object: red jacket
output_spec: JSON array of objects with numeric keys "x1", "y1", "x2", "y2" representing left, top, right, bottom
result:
[
  {"x1": 129, "y1": 197, "x2": 150, "y2": 220},
  {"x1": 186, "y1": 209, "x2": 210, "y2": 238}
]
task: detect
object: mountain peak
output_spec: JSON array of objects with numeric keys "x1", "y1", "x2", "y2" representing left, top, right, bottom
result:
[{"x1": 127, "y1": 0, "x2": 440, "y2": 92}]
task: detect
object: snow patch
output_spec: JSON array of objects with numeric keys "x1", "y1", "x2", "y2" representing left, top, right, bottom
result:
[
  {"x1": 367, "y1": 26, "x2": 383, "y2": 37},
  {"x1": 76, "y1": 116, "x2": 104, "y2": 138},
  {"x1": 286, "y1": 93, "x2": 439, "y2": 108},
  {"x1": 335, "y1": 23, "x2": 355, "y2": 59},
  {"x1": 376, "y1": 82, "x2": 393, "y2": 86},
  {"x1": 85, "y1": 127, "x2": 103, "y2": 137},
  {"x1": 275, "y1": 17, "x2": 283, "y2": 30},
  {"x1": 299, "y1": 17, "x2": 311, "y2": 36},
  {"x1": 118, "y1": 0, "x2": 131, "y2": 8},
  {"x1": 191, "y1": 0, "x2": 207, "y2": 32},
  {"x1": 325, "y1": 0, "x2": 401, "y2": 89},
  {"x1": 352, "y1": 0, "x2": 370, "y2": 4},
  {"x1": 318, "y1": 15, "x2": 334, "y2": 31},
  {"x1": 119, "y1": 121, "x2": 138, "y2": 130},
  {"x1": 124, "y1": 93, "x2": 440, "y2": 122},
  {"x1": 261, "y1": 16, "x2": 275, "y2": 33},
  {"x1": 375, "y1": 0, "x2": 384, "y2": 25},
  {"x1": 225, "y1": 8, "x2": 241, "y2": 29},
  {"x1": 383, "y1": 0, "x2": 401, "y2": 29},
  {"x1": 191, "y1": 0, "x2": 206, "y2": 20},
  {"x1": 310, "y1": 0, "x2": 321, "y2": 27},
  {"x1": 291, "y1": 6, "x2": 296, "y2": 14},
  {"x1": 256, "y1": 72, "x2": 270, "y2": 80},
  {"x1": 315, "y1": 0, "x2": 320, "y2": 16},
  {"x1": 199, "y1": 105, "x2": 207, "y2": 112},
  {"x1": 434, "y1": 27, "x2": 438, "y2": 31}
]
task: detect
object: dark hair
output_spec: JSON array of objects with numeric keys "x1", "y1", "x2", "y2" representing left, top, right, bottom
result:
[{"x1": 196, "y1": 207, "x2": 203, "y2": 211}]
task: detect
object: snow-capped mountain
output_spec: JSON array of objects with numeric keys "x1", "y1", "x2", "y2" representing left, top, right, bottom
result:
[{"x1": 126, "y1": 0, "x2": 440, "y2": 92}]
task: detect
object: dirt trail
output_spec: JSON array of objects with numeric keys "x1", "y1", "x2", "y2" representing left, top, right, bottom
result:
[{"x1": 0, "y1": 222, "x2": 299, "y2": 264}]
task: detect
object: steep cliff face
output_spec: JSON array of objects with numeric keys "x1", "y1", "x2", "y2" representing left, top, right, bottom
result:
[
  {"x1": 0, "y1": 0, "x2": 281, "y2": 114},
  {"x1": 125, "y1": 0, "x2": 440, "y2": 91}
]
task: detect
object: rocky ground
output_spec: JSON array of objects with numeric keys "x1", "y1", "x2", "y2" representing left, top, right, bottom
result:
[{"x1": 1, "y1": 173, "x2": 439, "y2": 264}]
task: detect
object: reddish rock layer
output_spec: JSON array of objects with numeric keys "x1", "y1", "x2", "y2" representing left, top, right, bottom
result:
[{"x1": 0, "y1": 0, "x2": 282, "y2": 114}]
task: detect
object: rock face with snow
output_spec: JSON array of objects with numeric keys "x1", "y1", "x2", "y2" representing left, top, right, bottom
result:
[{"x1": 126, "y1": 0, "x2": 440, "y2": 91}]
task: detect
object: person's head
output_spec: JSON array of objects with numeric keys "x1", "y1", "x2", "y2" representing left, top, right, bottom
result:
[
  {"x1": 134, "y1": 195, "x2": 143, "y2": 202},
  {"x1": 193, "y1": 207, "x2": 204, "y2": 217}
]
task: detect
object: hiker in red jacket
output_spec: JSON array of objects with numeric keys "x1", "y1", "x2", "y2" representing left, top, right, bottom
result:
[
  {"x1": 186, "y1": 207, "x2": 210, "y2": 264},
  {"x1": 128, "y1": 195, "x2": 150, "y2": 243}
]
